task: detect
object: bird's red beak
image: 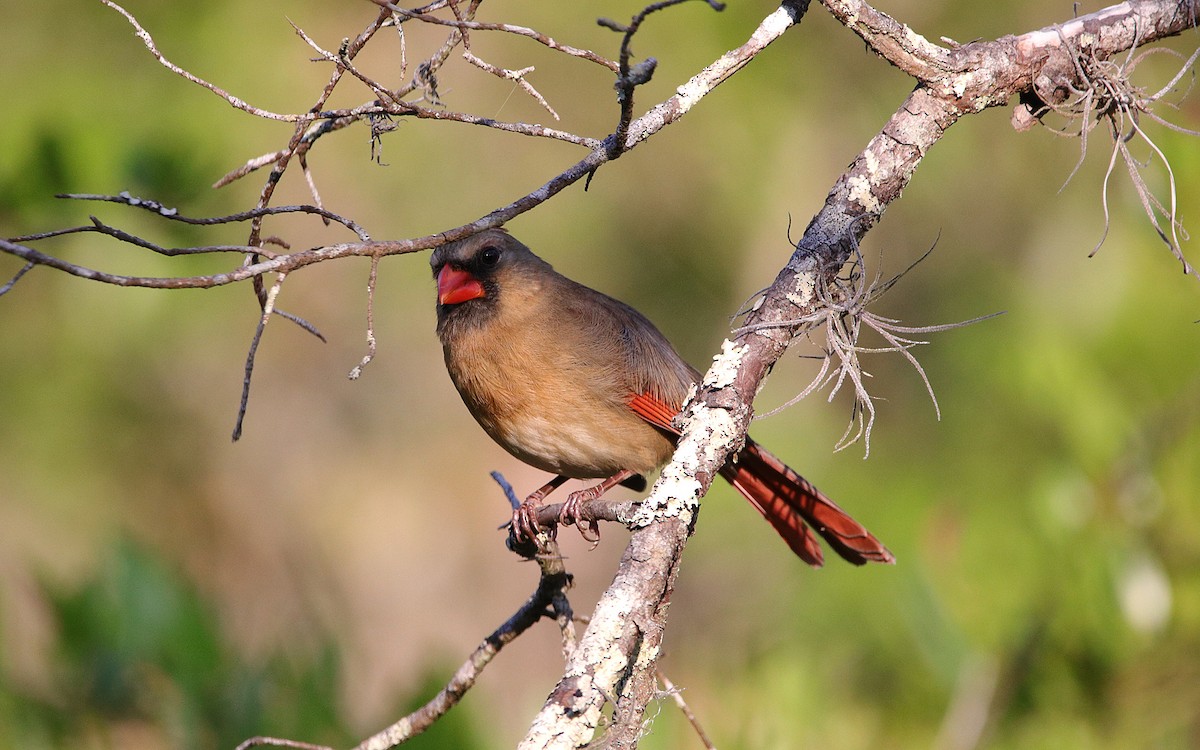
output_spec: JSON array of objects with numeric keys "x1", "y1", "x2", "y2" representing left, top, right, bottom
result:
[{"x1": 437, "y1": 265, "x2": 486, "y2": 305}]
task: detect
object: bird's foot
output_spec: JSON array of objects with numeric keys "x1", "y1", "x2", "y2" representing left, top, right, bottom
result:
[
  {"x1": 558, "y1": 489, "x2": 602, "y2": 548},
  {"x1": 509, "y1": 476, "x2": 570, "y2": 543},
  {"x1": 557, "y1": 470, "x2": 636, "y2": 548},
  {"x1": 512, "y1": 499, "x2": 554, "y2": 543}
]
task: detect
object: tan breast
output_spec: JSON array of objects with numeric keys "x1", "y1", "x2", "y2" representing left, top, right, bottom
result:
[{"x1": 443, "y1": 312, "x2": 675, "y2": 479}]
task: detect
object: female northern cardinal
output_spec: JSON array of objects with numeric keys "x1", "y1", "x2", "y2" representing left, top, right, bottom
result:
[{"x1": 431, "y1": 229, "x2": 893, "y2": 567}]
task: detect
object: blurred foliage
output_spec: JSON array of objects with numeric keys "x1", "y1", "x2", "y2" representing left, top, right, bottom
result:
[
  {"x1": 2, "y1": 1, "x2": 1199, "y2": 750},
  {"x1": 0, "y1": 540, "x2": 485, "y2": 750},
  {"x1": 0, "y1": 541, "x2": 355, "y2": 750}
]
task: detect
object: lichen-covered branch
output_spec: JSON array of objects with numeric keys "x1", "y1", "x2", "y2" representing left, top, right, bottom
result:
[
  {"x1": 516, "y1": 5, "x2": 814, "y2": 748},
  {"x1": 516, "y1": 1, "x2": 1199, "y2": 747}
]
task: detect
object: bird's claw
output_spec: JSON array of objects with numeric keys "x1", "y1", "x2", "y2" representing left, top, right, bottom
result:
[
  {"x1": 559, "y1": 492, "x2": 602, "y2": 549},
  {"x1": 512, "y1": 501, "x2": 554, "y2": 543},
  {"x1": 510, "y1": 485, "x2": 604, "y2": 550}
]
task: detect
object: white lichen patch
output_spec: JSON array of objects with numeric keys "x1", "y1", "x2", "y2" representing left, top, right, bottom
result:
[
  {"x1": 633, "y1": 639, "x2": 661, "y2": 671},
  {"x1": 561, "y1": 583, "x2": 642, "y2": 695},
  {"x1": 702, "y1": 339, "x2": 747, "y2": 389},
  {"x1": 863, "y1": 146, "x2": 880, "y2": 176},
  {"x1": 903, "y1": 25, "x2": 927, "y2": 50},
  {"x1": 630, "y1": 403, "x2": 742, "y2": 528},
  {"x1": 689, "y1": 402, "x2": 742, "y2": 465},
  {"x1": 847, "y1": 174, "x2": 880, "y2": 213},
  {"x1": 629, "y1": 470, "x2": 702, "y2": 529},
  {"x1": 573, "y1": 606, "x2": 631, "y2": 678},
  {"x1": 756, "y1": 3, "x2": 797, "y2": 42},
  {"x1": 679, "y1": 383, "x2": 699, "y2": 413},
  {"x1": 673, "y1": 77, "x2": 706, "y2": 112},
  {"x1": 785, "y1": 269, "x2": 818, "y2": 309}
]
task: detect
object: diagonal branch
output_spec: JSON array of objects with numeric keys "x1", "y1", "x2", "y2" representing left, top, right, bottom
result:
[
  {"x1": 516, "y1": 1, "x2": 1200, "y2": 747},
  {"x1": 4, "y1": 1, "x2": 820, "y2": 292},
  {"x1": 820, "y1": 0, "x2": 953, "y2": 79},
  {"x1": 100, "y1": 0, "x2": 307, "y2": 122},
  {"x1": 233, "y1": 529, "x2": 576, "y2": 750},
  {"x1": 373, "y1": 0, "x2": 620, "y2": 72}
]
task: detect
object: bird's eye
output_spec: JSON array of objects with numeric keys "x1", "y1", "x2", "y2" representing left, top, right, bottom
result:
[{"x1": 479, "y1": 246, "x2": 501, "y2": 267}]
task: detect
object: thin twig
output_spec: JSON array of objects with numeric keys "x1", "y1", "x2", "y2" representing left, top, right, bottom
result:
[
  {"x1": 101, "y1": 0, "x2": 308, "y2": 122},
  {"x1": 55, "y1": 193, "x2": 370, "y2": 241},
  {"x1": 373, "y1": 0, "x2": 619, "y2": 71},
  {"x1": 292, "y1": 20, "x2": 407, "y2": 108},
  {"x1": 0, "y1": 261, "x2": 35, "y2": 298},
  {"x1": 235, "y1": 737, "x2": 332, "y2": 750},
  {"x1": 657, "y1": 671, "x2": 717, "y2": 750},
  {"x1": 244, "y1": 6, "x2": 395, "y2": 311},
  {"x1": 601, "y1": 0, "x2": 726, "y2": 157},
  {"x1": 462, "y1": 51, "x2": 560, "y2": 120},
  {"x1": 348, "y1": 254, "x2": 381, "y2": 380},
  {"x1": 236, "y1": 522, "x2": 574, "y2": 750},
  {"x1": 233, "y1": 272, "x2": 288, "y2": 442}
]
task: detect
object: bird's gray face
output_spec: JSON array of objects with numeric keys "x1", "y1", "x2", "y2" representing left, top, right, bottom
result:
[{"x1": 430, "y1": 232, "x2": 518, "y2": 334}]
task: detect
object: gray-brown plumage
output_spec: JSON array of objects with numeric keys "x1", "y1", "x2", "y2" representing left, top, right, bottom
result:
[{"x1": 431, "y1": 229, "x2": 893, "y2": 567}]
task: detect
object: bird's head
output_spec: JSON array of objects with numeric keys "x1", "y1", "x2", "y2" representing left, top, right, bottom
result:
[{"x1": 430, "y1": 229, "x2": 553, "y2": 313}]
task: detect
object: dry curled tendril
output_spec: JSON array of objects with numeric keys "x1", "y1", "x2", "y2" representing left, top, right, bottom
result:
[{"x1": 1035, "y1": 35, "x2": 1200, "y2": 274}]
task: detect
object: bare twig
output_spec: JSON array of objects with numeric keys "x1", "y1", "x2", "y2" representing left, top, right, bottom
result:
[
  {"x1": 657, "y1": 671, "x2": 717, "y2": 750},
  {"x1": 235, "y1": 737, "x2": 332, "y2": 750},
  {"x1": 101, "y1": 0, "x2": 308, "y2": 122},
  {"x1": 292, "y1": 20, "x2": 407, "y2": 108},
  {"x1": 462, "y1": 51, "x2": 560, "y2": 120},
  {"x1": 370, "y1": 100, "x2": 597, "y2": 145},
  {"x1": 600, "y1": 0, "x2": 726, "y2": 158},
  {"x1": 241, "y1": 5, "x2": 396, "y2": 317},
  {"x1": 0, "y1": 261, "x2": 35, "y2": 298},
  {"x1": 347, "y1": 254, "x2": 381, "y2": 380},
  {"x1": 235, "y1": 523, "x2": 575, "y2": 750},
  {"x1": 56, "y1": 192, "x2": 370, "y2": 241},
  {"x1": 233, "y1": 272, "x2": 289, "y2": 441},
  {"x1": 15, "y1": 217, "x2": 268, "y2": 258},
  {"x1": 373, "y1": 0, "x2": 620, "y2": 72}
]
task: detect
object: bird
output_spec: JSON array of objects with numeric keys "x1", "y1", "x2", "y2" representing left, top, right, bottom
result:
[{"x1": 430, "y1": 228, "x2": 893, "y2": 567}]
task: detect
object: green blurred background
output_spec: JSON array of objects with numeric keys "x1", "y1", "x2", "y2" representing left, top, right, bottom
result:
[{"x1": 2, "y1": 1, "x2": 1198, "y2": 748}]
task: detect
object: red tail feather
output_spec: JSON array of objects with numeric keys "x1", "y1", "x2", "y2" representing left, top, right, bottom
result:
[
  {"x1": 628, "y1": 390, "x2": 892, "y2": 566},
  {"x1": 719, "y1": 439, "x2": 894, "y2": 567}
]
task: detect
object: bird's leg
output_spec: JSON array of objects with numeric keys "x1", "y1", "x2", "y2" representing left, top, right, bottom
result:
[
  {"x1": 559, "y1": 469, "x2": 636, "y2": 546},
  {"x1": 513, "y1": 475, "x2": 570, "y2": 541}
]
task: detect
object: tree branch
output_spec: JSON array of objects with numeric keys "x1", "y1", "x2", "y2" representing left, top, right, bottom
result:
[
  {"x1": 234, "y1": 530, "x2": 576, "y2": 750},
  {"x1": 517, "y1": 1, "x2": 1199, "y2": 746}
]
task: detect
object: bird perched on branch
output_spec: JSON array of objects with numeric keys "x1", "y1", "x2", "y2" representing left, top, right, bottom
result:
[{"x1": 430, "y1": 228, "x2": 893, "y2": 567}]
